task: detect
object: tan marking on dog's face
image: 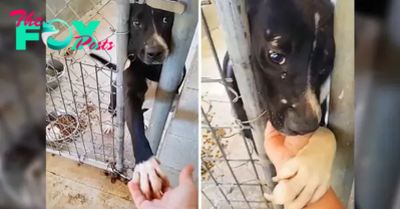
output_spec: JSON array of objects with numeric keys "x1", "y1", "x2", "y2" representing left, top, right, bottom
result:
[
  {"x1": 270, "y1": 36, "x2": 281, "y2": 47},
  {"x1": 305, "y1": 87, "x2": 322, "y2": 121},
  {"x1": 152, "y1": 33, "x2": 169, "y2": 57},
  {"x1": 302, "y1": 12, "x2": 322, "y2": 121}
]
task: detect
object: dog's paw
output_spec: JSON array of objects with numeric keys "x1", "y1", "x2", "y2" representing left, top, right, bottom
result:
[
  {"x1": 132, "y1": 157, "x2": 168, "y2": 200},
  {"x1": 265, "y1": 127, "x2": 337, "y2": 209},
  {"x1": 103, "y1": 124, "x2": 114, "y2": 135}
]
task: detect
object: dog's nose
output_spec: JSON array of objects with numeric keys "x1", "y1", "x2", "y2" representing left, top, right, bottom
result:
[
  {"x1": 285, "y1": 109, "x2": 319, "y2": 135},
  {"x1": 145, "y1": 45, "x2": 164, "y2": 59}
]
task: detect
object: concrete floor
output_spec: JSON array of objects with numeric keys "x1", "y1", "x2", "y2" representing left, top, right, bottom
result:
[{"x1": 46, "y1": 153, "x2": 135, "y2": 209}]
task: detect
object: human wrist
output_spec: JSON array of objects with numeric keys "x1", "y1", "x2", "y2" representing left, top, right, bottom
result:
[{"x1": 304, "y1": 188, "x2": 344, "y2": 209}]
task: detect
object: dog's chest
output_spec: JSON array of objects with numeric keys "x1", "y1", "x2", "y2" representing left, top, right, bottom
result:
[{"x1": 144, "y1": 79, "x2": 158, "y2": 100}]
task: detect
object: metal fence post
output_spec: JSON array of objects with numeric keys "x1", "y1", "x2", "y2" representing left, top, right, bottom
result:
[
  {"x1": 147, "y1": 0, "x2": 199, "y2": 153},
  {"x1": 115, "y1": 0, "x2": 130, "y2": 171},
  {"x1": 213, "y1": 0, "x2": 276, "y2": 190},
  {"x1": 328, "y1": 0, "x2": 354, "y2": 205}
]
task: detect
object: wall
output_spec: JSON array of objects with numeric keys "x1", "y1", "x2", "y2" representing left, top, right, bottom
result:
[{"x1": 157, "y1": 25, "x2": 200, "y2": 187}]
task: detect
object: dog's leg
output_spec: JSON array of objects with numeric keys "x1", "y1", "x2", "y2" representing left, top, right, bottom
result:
[
  {"x1": 126, "y1": 92, "x2": 167, "y2": 200},
  {"x1": 104, "y1": 81, "x2": 117, "y2": 135},
  {"x1": 264, "y1": 127, "x2": 337, "y2": 209},
  {"x1": 222, "y1": 52, "x2": 258, "y2": 153}
]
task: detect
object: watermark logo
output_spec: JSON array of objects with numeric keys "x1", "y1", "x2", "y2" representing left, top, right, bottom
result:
[
  {"x1": 11, "y1": 10, "x2": 114, "y2": 51},
  {"x1": 42, "y1": 19, "x2": 72, "y2": 50}
]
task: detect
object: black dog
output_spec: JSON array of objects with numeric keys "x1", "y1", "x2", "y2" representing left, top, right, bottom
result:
[
  {"x1": 223, "y1": 0, "x2": 335, "y2": 141},
  {"x1": 222, "y1": 0, "x2": 336, "y2": 206},
  {"x1": 90, "y1": 3, "x2": 185, "y2": 199}
]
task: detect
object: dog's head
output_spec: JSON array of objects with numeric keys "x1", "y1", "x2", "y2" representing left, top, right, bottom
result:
[
  {"x1": 128, "y1": 4, "x2": 174, "y2": 65},
  {"x1": 249, "y1": 0, "x2": 335, "y2": 135}
]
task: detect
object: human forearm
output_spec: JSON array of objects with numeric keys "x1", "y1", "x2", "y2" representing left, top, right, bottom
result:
[{"x1": 304, "y1": 188, "x2": 344, "y2": 209}]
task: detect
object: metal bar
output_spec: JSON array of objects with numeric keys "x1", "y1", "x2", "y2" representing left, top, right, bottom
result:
[
  {"x1": 213, "y1": 0, "x2": 276, "y2": 194},
  {"x1": 203, "y1": 182, "x2": 269, "y2": 187},
  {"x1": 78, "y1": 62, "x2": 97, "y2": 160},
  {"x1": 147, "y1": 0, "x2": 198, "y2": 152},
  {"x1": 201, "y1": 190, "x2": 216, "y2": 208},
  {"x1": 202, "y1": 158, "x2": 259, "y2": 162},
  {"x1": 46, "y1": 148, "x2": 114, "y2": 174},
  {"x1": 47, "y1": 55, "x2": 75, "y2": 156},
  {"x1": 201, "y1": 77, "x2": 233, "y2": 83},
  {"x1": 201, "y1": 158, "x2": 234, "y2": 209},
  {"x1": 94, "y1": 65, "x2": 107, "y2": 162},
  {"x1": 201, "y1": 124, "x2": 249, "y2": 130},
  {"x1": 355, "y1": 1, "x2": 400, "y2": 208},
  {"x1": 64, "y1": 59, "x2": 88, "y2": 155},
  {"x1": 114, "y1": 0, "x2": 130, "y2": 172},
  {"x1": 328, "y1": 0, "x2": 354, "y2": 205}
]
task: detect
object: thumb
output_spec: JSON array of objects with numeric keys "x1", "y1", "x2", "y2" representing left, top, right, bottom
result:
[
  {"x1": 264, "y1": 121, "x2": 285, "y2": 157},
  {"x1": 265, "y1": 121, "x2": 280, "y2": 137},
  {"x1": 128, "y1": 181, "x2": 146, "y2": 206},
  {"x1": 179, "y1": 164, "x2": 195, "y2": 185}
]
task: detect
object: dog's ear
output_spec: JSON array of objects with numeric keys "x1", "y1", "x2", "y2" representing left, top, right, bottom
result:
[{"x1": 319, "y1": 12, "x2": 335, "y2": 79}]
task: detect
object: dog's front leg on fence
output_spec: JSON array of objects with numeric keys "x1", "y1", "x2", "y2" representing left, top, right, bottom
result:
[{"x1": 126, "y1": 94, "x2": 167, "y2": 200}]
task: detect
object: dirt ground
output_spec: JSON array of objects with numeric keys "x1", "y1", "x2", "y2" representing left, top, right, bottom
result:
[{"x1": 46, "y1": 153, "x2": 135, "y2": 209}]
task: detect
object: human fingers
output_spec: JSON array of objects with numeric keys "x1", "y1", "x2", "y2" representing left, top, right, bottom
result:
[
  {"x1": 138, "y1": 168, "x2": 151, "y2": 200},
  {"x1": 162, "y1": 177, "x2": 173, "y2": 193},
  {"x1": 264, "y1": 121, "x2": 285, "y2": 151},
  {"x1": 132, "y1": 170, "x2": 140, "y2": 183},
  {"x1": 149, "y1": 168, "x2": 162, "y2": 199},
  {"x1": 264, "y1": 121, "x2": 282, "y2": 139},
  {"x1": 179, "y1": 164, "x2": 195, "y2": 185},
  {"x1": 128, "y1": 181, "x2": 146, "y2": 207}
]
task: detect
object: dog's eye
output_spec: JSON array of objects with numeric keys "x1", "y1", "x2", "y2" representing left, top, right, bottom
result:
[
  {"x1": 163, "y1": 17, "x2": 168, "y2": 24},
  {"x1": 133, "y1": 20, "x2": 141, "y2": 27},
  {"x1": 268, "y1": 50, "x2": 286, "y2": 65}
]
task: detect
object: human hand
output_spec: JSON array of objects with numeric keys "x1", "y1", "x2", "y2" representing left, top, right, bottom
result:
[
  {"x1": 128, "y1": 164, "x2": 198, "y2": 209},
  {"x1": 263, "y1": 121, "x2": 337, "y2": 209}
]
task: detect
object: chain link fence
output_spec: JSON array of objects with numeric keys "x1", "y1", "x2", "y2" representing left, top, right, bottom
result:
[
  {"x1": 45, "y1": 0, "x2": 135, "y2": 180},
  {"x1": 45, "y1": 0, "x2": 199, "y2": 186},
  {"x1": 200, "y1": 2, "x2": 273, "y2": 208}
]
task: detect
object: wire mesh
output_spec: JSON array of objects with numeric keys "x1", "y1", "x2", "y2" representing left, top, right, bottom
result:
[
  {"x1": 45, "y1": 0, "x2": 135, "y2": 176},
  {"x1": 45, "y1": 0, "x2": 199, "y2": 182},
  {"x1": 200, "y1": 4, "x2": 272, "y2": 209}
]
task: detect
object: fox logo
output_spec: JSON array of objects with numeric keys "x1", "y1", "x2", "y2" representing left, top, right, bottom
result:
[
  {"x1": 41, "y1": 19, "x2": 72, "y2": 50},
  {"x1": 41, "y1": 22, "x2": 59, "y2": 47}
]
